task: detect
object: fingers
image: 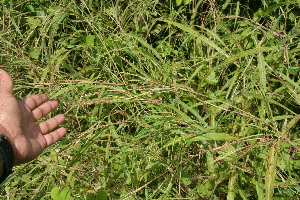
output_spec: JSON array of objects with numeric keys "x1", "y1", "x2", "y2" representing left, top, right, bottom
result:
[
  {"x1": 0, "y1": 69, "x2": 13, "y2": 94},
  {"x1": 20, "y1": 92, "x2": 67, "y2": 148},
  {"x1": 44, "y1": 127, "x2": 67, "y2": 147},
  {"x1": 38, "y1": 114, "x2": 65, "y2": 134},
  {"x1": 32, "y1": 100, "x2": 59, "y2": 121},
  {"x1": 39, "y1": 114, "x2": 66, "y2": 147},
  {"x1": 21, "y1": 94, "x2": 60, "y2": 121},
  {"x1": 22, "y1": 94, "x2": 49, "y2": 111}
]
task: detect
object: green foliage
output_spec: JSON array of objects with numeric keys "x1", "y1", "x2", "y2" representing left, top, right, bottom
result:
[
  {"x1": 0, "y1": 0, "x2": 299, "y2": 199},
  {"x1": 51, "y1": 186, "x2": 73, "y2": 200},
  {"x1": 86, "y1": 190, "x2": 108, "y2": 200},
  {"x1": 175, "y1": 0, "x2": 193, "y2": 6}
]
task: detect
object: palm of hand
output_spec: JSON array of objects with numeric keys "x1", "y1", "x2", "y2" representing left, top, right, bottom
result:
[{"x1": 0, "y1": 70, "x2": 66, "y2": 164}]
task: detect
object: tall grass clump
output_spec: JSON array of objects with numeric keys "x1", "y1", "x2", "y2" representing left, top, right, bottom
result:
[{"x1": 0, "y1": 0, "x2": 299, "y2": 199}]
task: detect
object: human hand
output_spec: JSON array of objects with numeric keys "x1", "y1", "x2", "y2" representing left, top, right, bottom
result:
[{"x1": 0, "y1": 69, "x2": 66, "y2": 165}]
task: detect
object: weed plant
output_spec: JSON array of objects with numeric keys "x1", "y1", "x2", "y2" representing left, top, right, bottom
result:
[{"x1": 0, "y1": 0, "x2": 299, "y2": 199}]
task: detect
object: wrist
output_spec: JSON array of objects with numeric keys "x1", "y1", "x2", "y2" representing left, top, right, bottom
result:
[
  {"x1": 0, "y1": 125, "x2": 18, "y2": 165},
  {"x1": 0, "y1": 134, "x2": 15, "y2": 183},
  {"x1": 0, "y1": 155, "x2": 3, "y2": 178}
]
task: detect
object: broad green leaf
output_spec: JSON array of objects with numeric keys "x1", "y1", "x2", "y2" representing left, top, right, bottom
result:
[
  {"x1": 96, "y1": 190, "x2": 108, "y2": 200},
  {"x1": 86, "y1": 35, "x2": 95, "y2": 46},
  {"x1": 205, "y1": 71, "x2": 218, "y2": 84},
  {"x1": 86, "y1": 190, "x2": 108, "y2": 200},
  {"x1": 181, "y1": 173, "x2": 192, "y2": 186},
  {"x1": 51, "y1": 186, "x2": 72, "y2": 200},
  {"x1": 29, "y1": 49, "x2": 39, "y2": 60},
  {"x1": 176, "y1": 0, "x2": 182, "y2": 6},
  {"x1": 183, "y1": 0, "x2": 192, "y2": 5},
  {"x1": 60, "y1": 186, "x2": 72, "y2": 200},
  {"x1": 86, "y1": 194, "x2": 95, "y2": 200},
  {"x1": 50, "y1": 186, "x2": 60, "y2": 200},
  {"x1": 27, "y1": 17, "x2": 41, "y2": 29}
]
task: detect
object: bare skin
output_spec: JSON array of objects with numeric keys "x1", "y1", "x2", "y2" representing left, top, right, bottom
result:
[{"x1": 0, "y1": 69, "x2": 66, "y2": 174}]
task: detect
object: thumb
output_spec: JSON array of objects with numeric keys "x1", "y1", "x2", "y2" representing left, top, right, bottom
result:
[{"x1": 0, "y1": 69, "x2": 13, "y2": 94}]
